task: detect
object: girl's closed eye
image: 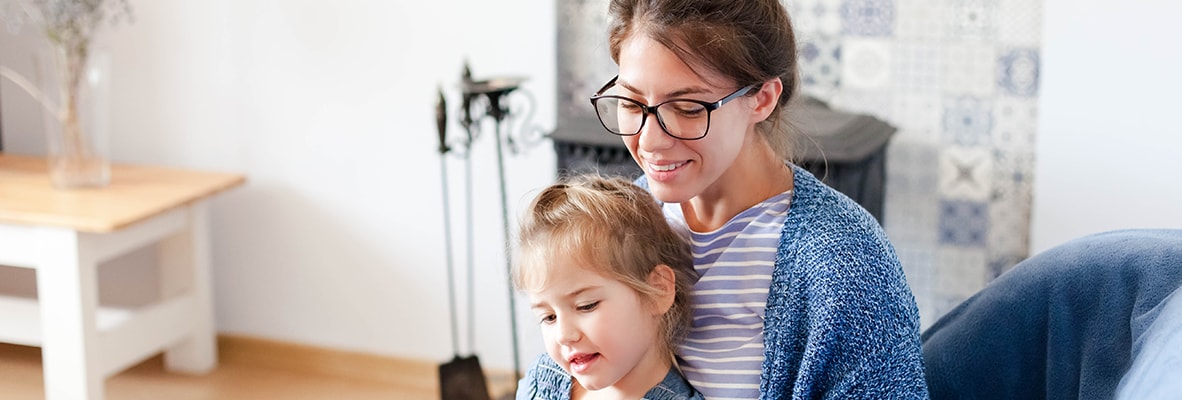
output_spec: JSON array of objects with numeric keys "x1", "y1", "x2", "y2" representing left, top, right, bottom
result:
[{"x1": 576, "y1": 301, "x2": 600, "y2": 312}]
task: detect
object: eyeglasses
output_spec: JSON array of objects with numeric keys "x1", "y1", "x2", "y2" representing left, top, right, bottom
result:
[{"x1": 589, "y1": 75, "x2": 758, "y2": 140}]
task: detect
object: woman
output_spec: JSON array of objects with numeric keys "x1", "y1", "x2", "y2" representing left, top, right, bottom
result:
[{"x1": 589, "y1": 0, "x2": 929, "y2": 398}]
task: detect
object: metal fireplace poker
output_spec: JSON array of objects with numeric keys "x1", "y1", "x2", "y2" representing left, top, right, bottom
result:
[
  {"x1": 435, "y1": 86, "x2": 492, "y2": 400},
  {"x1": 434, "y1": 61, "x2": 545, "y2": 399}
]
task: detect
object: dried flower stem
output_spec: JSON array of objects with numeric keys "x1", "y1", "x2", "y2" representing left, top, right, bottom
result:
[{"x1": 0, "y1": 64, "x2": 58, "y2": 114}]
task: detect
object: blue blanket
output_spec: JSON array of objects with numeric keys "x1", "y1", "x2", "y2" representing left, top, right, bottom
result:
[
  {"x1": 1116, "y1": 283, "x2": 1182, "y2": 399},
  {"x1": 921, "y1": 229, "x2": 1182, "y2": 400}
]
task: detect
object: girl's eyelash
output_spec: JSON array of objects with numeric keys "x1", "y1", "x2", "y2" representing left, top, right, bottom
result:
[{"x1": 536, "y1": 301, "x2": 599, "y2": 324}]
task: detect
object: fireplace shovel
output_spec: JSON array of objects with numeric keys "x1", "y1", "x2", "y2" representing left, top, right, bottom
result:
[{"x1": 435, "y1": 88, "x2": 492, "y2": 400}]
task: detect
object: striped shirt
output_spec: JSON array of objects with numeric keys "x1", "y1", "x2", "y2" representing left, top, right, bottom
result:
[{"x1": 666, "y1": 190, "x2": 792, "y2": 400}]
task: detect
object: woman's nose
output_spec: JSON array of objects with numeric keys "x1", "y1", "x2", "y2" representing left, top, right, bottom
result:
[{"x1": 637, "y1": 112, "x2": 675, "y2": 151}]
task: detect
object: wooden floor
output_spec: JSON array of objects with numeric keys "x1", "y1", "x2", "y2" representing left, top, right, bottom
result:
[{"x1": 0, "y1": 336, "x2": 516, "y2": 400}]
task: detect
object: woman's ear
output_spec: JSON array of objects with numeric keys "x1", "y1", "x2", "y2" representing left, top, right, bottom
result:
[
  {"x1": 647, "y1": 264, "x2": 677, "y2": 315},
  {"x1": 749, "y1": 77, "x2": 783, "y2": 124}
]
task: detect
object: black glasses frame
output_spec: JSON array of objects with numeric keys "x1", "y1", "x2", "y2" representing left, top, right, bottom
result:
[{"x1": 588, "y1": 75, "x2": 759, "y2": 140}]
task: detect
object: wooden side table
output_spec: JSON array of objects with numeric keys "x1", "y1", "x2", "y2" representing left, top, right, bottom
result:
[{"x1": 0, "y1": 154, "x2": 245, "y2": 400}]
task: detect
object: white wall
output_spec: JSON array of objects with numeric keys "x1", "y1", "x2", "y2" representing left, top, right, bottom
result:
[
  {"x1": 1, "y1": 0, "x2": 552, "y2": 370},
  {"x1": 1032, "y1": 0, "x2": 1182, "y2": 253}
]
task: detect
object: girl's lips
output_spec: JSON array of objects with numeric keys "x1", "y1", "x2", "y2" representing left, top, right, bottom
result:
[{"x1": 567, "y1": 352, "x2": 600, "y2": 374}]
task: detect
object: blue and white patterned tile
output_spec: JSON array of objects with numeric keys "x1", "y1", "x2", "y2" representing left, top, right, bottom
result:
[
  {"x1": 986, "y1": 252, "x2": 1025, "y2": 280},
  {"x1": 935, "y1": 246, "x2": 989, "y2": 299},
  {"x1": 939, "y1": 145, "x2": 993, "y2": 201},
  {"x1": 986, "y1": 221, "x2": 1029, "y2": 276},
  {"x1": 885, "y1": 142, "x2": 940, "y2": 244},
  {"x1": 942, "y1": 96, "x2": 994, "y2": 146},
  {"x1": 938, "y1": 199, "x2": 990, "y2": 247},
  {"x1": 943, "y1": 43, "x2": 997, "y2": 96},
  {"x1": 892, "y1": 41, "x2": 942, "y2": 94},
  {"x1": 884, "y1": 143, "x2": 939, "y2": 276},
  {"x1": 925, "y1": 292, "x2": 973, "y2": 329},
  {"x1": 991, "y1": 97, "x2": 1038, "y2": 149},
  {"x1": 895, "y1": 246, "x2": 939, "y2": 328},
  {"x1": 988, "y1": 151, "x2": 1033, "y2": 262},
  {"x1": 998, "y1": 0, "x2": 1043, "y2": 46},
  {"x1": 894, "y1": 0, "x2": 946, "y2": 40},
  {"x1": 789, "y1": 0, "x2": 845, "y2": 36},
  {"x1": 983, "y1": 201, "x2": 1030, "y2": 263},
  {"x1": 841, "y1": 38, "x2": 892, "y2": 90},
  {"x1": 830, "y1": 89, "x2": 894, "y2": 118},
  {"x1": 947, "y1": 0, "x2": 998, "y2": 41},
  {"x1": 931, "y1": 247, "x2": 987, "y2": 325},
  {"x1": 990, "y1": 148, "x2": 1033, "y2": 197},
  {"x1": 897, "y1": 246, "x2": 936, "y2": 294},
  {"x1": 798, "y1": 35, "x2": 843, "y2": 92},
  {"x1": 886, "y1": 141, "x2": 940, "y2": 191},
  {"x1": 888, "y1": 94, "x2": 943, "y2": 143},
  {"x1": 997, "y1": 48, "x2": 1040, "y2": 97},
  {"x1": 885, "y1": 195, "x2": 940, "y2": 249},
  {"x1": 841, "y1": 0, "x2": 895, "y2": 37}
]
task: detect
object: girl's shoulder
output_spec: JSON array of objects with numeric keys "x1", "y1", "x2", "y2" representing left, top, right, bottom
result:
[
  {"x1": 517, "y1": 354, "x2": 572, "y2": 400},
  {"x1": 643, "y1": 367, "x2": 705, "y2": 400}
]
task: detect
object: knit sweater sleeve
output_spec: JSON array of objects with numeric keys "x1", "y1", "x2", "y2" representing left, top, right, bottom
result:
[{"x1": 762, "y1": 166, "x2": 928, "y2": 399}]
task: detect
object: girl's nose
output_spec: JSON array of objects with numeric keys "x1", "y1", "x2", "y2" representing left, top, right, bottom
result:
[{"x1": 556, "y1": 318, "x2": 581, "y2": 345}]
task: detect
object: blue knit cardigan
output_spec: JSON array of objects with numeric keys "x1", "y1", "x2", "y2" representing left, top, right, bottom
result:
[{"x1": 646, "y1": 165, "x2": 929, "y2": 399}]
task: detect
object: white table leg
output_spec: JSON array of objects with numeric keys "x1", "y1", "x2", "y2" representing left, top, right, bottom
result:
[
  {"x1": 36, "y1": 227, "x2": 104, "y2": 400},
  {"x1": 159, "y1": 203, "x2": 217, "y2": 374}
]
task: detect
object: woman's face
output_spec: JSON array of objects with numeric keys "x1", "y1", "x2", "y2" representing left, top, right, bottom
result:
[{"x1": 614, "y1": 35, "x2": 758, "y2": 204}]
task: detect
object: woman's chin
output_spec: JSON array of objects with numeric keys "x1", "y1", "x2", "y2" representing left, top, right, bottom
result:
[{"x1": 648, "y1": 183, "x2": 692, "y2": 204}]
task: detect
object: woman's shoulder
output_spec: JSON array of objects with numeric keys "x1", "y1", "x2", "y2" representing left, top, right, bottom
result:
[
  {"x1": 788, "y1": 165, "x2": 879, "y2": 228},
  {"x1": 777, "y1": 165, "x2": 910, "y2": 301},
  {"x1": 785, "y1": 166, "x2": 893, "y2": 254}
]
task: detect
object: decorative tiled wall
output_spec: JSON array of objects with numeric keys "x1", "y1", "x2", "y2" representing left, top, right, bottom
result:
[
  {"x1": 791, "y1": 0, "x2": 1043, "y2": 327},
  {"x1": 556, "y1": 0, "x2": 1043, "y2": 328}
]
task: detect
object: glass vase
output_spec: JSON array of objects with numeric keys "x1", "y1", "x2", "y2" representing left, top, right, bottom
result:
[{"x1": 40, "y1": 44, "x2": 111, "y2": 189}]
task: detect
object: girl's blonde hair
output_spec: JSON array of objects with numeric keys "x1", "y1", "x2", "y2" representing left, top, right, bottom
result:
[{"x1": 513, "y1": 174, "x2": 696, "y2": 356}]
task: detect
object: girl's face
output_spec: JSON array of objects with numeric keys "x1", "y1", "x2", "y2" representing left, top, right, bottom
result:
[
  {"x1": 614, "y1": 35, "x2": 762, "y2": 204},
  {"x1": 527, "y1": 259, "x2": 669, "y2": 395}
]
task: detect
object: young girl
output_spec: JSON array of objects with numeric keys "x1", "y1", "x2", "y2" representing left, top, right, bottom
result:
[
  {"x1": 589, "y1": 0, "x2": 929, "y2": 398},
  {"x1": 513, "y1": 174, "x2": 702, "y2": 400}
]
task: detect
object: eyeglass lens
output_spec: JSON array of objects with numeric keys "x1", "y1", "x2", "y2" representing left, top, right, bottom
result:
[{"x1": 594, "y1": 97, "x2": 710, "y2": 139}]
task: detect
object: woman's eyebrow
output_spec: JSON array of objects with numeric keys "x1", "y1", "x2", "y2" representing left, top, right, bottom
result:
[{"x1": 617, "y1": 79, "x2": 712, "y2": 100}]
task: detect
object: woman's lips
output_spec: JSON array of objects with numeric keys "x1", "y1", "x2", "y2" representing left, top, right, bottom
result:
[
  {"x1": 647, "y1": 161, "x2": 688, "y2": 181},
  {"x1": 649, "y1": 161, "x2": 685, "y2": 172}
]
